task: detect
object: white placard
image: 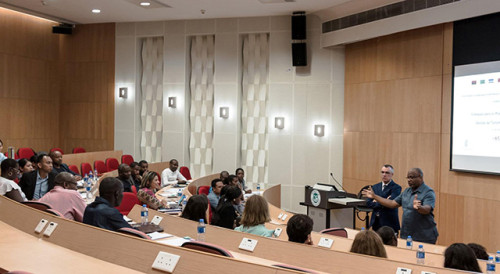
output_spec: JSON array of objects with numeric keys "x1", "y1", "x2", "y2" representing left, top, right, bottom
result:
[
  {"x1": 43, "y1": 222, "x2": 58, "y2": 237},
  {"x1": 35, "y1": 219, "x2": 48, "y2": 233},
  {"x1": 281, "y1": 214, "x2": 288, "y2": 221},
  {"x1": 277, "y1": 213, "x2": 283, "y2": 219},
  {"x1": 274, "y1": 228, "x2": 283, "y2": 237},
  {"x1": 396, "y1": 267, "x2": 412, "y2": 274},
  {"x1": 239, "y1": 237, "x2": 258, "y2": 252},
  {"x1": 318, "y1": 237, "x2": 334, "y2": 248},
  {"x1": 151, "y1": 215, "x2": 163, "y2": 226}
]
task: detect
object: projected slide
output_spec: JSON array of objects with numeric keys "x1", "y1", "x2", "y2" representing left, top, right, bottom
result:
[{"x1": 452, "y1": 60, "x2": 500, "y2": 173}]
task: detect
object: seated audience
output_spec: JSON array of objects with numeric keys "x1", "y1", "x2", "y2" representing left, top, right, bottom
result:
[
  {"x1": 116, "y1": 164, "x2": 134, "y2": 192},
  {"x1": 235, "y1": 168, "x2": 251, "y2": 193},
  {"x1": 223, "y1": 174, "x2": 239, "y2": 186},
  {"x1": 49, "y1": 151, "x2": 81, "y2": 180},
  {"x1": 0, "y1": 159, "x2": 27, "y2": 202},
  {"x1": 467, "y1": 243, "x2": 489, "y2": 260},
  {"x1": 129, "y1": 162, "x2": 142, "y2": 191},
  {"x1": 83, "y1": 177, "x2": 132, "y2": 231},
  {"x1": 286, "y1": 214, "x2": 314, "y2": 245},
  {"x1": 19, "y1": 153, "x2": 55, "y2": 200},
  {"x1": 137, "y1": 171, "x2": 167, "y2": 210},
  {"x1": 29, "y1": 155, "x2": 38, "y2": 170},
  {"x1": 138, "y1": 160, "x2": 148, "y2": 176},
  {"x1": 235, "y1": 195, "x2": 274, "y2": 237},
  {"x1": 211, "y1": 186, "x2": 242, "y2": 229},
  {"x1": 444, "y1": 243, "x2": 482, "y2": 272},
  {"x1": 181, "y1": 194, "x2": 209, "y2": 223},
  {"x1": 0, "y1": 139, "x2": 7, "y2": 163},
  {"x1": 350, "y1": 230, "x2": 388, "y2": 258},
  {"x1": 161, "y1": 159, "x2": 187, "y2": 186},
  {"x1": 220, "y1": 170, "x2": 229, "y2": 181},
  {"x1": 38, "y1": 172, "x2": 87, "y2": 222},
  {"x1": 376, "y1": 226, "x2": 398, "y2": 247},
  {"x1": 18, "y1": 158, "x2": 34, "y2": 174},
  {"x1": 207, "y1": 178, "x2": 224, "y2": 210}
]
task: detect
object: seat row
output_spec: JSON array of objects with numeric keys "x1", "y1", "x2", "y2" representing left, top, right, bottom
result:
[
  {"x1": 4, "y1": 147, "x2": 87, "y2": 159},
  {"x1": 71, "y1": 155, "x2": 135, "y2": 176}
]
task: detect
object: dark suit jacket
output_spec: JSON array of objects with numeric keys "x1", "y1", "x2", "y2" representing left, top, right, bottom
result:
[
  {"x1": 366, "y1": 180, "x2": 401, "y2": 232},
  {"x1": 83, "y1": 196, "x2": 132, "y2": 231},
  {"x1": 19, "y1": 170, "x2": 56, "y2": 200}
]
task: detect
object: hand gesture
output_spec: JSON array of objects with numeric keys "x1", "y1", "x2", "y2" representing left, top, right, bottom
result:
[
  {"x1": 362, "y1": 186, "x2": 374, "y2": 199},
  {"x1": 413, "y1": 194, "x2": 422, "y2": 210}
]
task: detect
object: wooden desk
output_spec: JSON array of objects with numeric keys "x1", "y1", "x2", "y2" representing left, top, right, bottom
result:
[
  {"x1": 0, "y1": 220, "x2": 141, "y2": 274},
  {"x1": 128, "y1": 205, "x2": 467, "y2": 274}
]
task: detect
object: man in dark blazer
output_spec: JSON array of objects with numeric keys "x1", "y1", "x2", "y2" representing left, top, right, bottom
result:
[
  {"x1": 365, "y1": 164, "x2": 401, "y2": 234},
  {"x1": 19, "y1": 153, "x2": 56, "y2": 200}
]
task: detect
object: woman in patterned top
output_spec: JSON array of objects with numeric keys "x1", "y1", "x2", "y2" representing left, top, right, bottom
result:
[{"x1": 136, "y1": 171, "x2": 167, "y2": 210}]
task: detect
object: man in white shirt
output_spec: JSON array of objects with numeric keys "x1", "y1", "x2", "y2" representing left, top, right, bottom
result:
[
  {"x1": 0, "y1": 158, "x2": 27, "y2": 202},
  {"x1": 161, "y1": 159, "x2": 187, "y2": 186}
]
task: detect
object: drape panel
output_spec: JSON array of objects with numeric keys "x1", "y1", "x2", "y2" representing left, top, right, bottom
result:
[
  {"x1": 241, "y1": 33, "x2": 269, "y2": 187},
  {"x1": 140, "y1": 37, "x2": 164, "y2": 162},
  {"x1": 189, "y1": 35, "x2": 215, "y2": 178}
]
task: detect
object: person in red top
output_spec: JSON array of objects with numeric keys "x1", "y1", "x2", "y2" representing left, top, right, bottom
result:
[{"x1": 38, "y1": 172, "x2": 87, "y2": 222}]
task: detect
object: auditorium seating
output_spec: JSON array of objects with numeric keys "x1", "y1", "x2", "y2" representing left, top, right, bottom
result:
[
  {"x1": 94, "y1": 160, "x2": 107, "y2": 176},
  {"x1": 81, "y1": 162, "x2": 92, "y2": 176},
  {"x1": 50, "y1": 148, "x2": 64, "y2": 154},
  {"x1": 106, "y1": 158, "x2": 119, "y2": 171},
  {"x1": 115, "y1": 192, "x2": 140, "y2": 215},
  {"x1": 68, "y1": 165, "x2": 80, "y2": 175},
  {"x1": 121, "y1": 154, "x2": 134, "y2": 165},
  {"x1": 72, "y1": 147, "x2": 86, "y2": 154},
  {"x1": 180, "y1": 166, "x2": 192, "y2": 180},
  {"x1": 17, "y1": 148, "x2": 35, "y2": 159},
  {"x1": 181, "y1": 241, "x2": 233, "y2": 257},
  {"x1": 320, "y1": 227, "x2": 348, "y2": 238}
]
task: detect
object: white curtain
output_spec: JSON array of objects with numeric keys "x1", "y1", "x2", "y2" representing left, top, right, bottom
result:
[
  {"x1": 140, "y1": 37, "x2": 164, "y2": 162},
  {"x1": 189, "y1": 35, "x2": 215, "y2": 178},
  {"x1": 241, "y1": 33, "x2": 269, "y2": 188}
]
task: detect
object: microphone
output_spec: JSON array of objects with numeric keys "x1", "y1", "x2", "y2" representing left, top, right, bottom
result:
[{"x1": 330, "y1": 172, "x2": 345, "y2": 192}]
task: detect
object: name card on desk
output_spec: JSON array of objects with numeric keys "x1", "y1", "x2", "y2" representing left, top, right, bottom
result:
[
  {"x1": 318, "y1": 237, "x2": 334, "y2": 248},
  {"x1": 281, "y1": 214, "x2": 288, "y2": 221},
  {"x1": 239, "y1": 238, "x2": 258, "y2": 252},
  {"x1": 396, "y1": 267, "x2": 412, "y2": 274},
  {"x1": 421, "y1": 272, "x2": 435, "y2": 274},
  {"x1": 43, "y1": 222, "x2": 58, "y2": 237},
  {"x1": 278, "y1": 213, "x2": 283, "y2": 219},
  {"x1": 274, "y1": 228, "x2": 283, "y2": 237},
  {"x1": 34, "y1": 219, "x2": 48, "y2": 233},
  {"x1": 151, "y1": 215, "x2": 163, "y2": 226}
]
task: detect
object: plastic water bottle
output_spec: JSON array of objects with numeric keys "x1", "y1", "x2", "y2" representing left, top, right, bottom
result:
[
  {"x1": 256, "y1": 183, "x2": 260, "y2": 191},
  {"x1": 84, "y1": 174, "x2": 93, "y2": 199},
  {"x1": 496, "y1": 251, "x2": 500, "y2": 263},
  {"x1": 197, "y1": 219, "x2": 206, "y2": 242},
  {"x1": 88, "y1": 170, "x2": 93, "y2": 182},
  {"x1": 181, "y1": 199, "x2": 187, "y2": 212},
  {"x1": 487, "y1": 256, "x2": 496, "y2": 274},
  {"x1": 141, "y1": 204, "x2": 149, "y2": 224},
  {"x1": 416, "y1": 245, "x2": 425, "y2": 265},
  {"x1": 361, "y1": 227, "x2": 365, "y2": 231},
  {"x1": 406, "y1": 236, "x2": 413, "y2": 249},
  {"x1": 177, "y1": 189, "x2": 182, "y2": 197}
]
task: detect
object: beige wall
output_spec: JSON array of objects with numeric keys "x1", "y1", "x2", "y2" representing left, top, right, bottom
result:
[
  {"x1": 0, "y1": 8, "x2": 115, "y2": 154},
  {"x1": 115, "y1": 15, "x2": 345, "y2": 213},
  {"x1": 344, "y1": 23, "x2": 500, "y2": 252}
]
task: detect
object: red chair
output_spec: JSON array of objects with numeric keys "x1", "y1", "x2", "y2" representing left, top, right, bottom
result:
[
  {"x1": 320, "y1": 227, "x2": 348, "y2": 238},
  {"x1": 81, "y1": 162, "x2": 92, "y2": 177},
  {"x1": 180, "y1": 166, "x2": 192, "y2": 180},
  {"x1": 22, "y1": 201, "x2": 51, "y2": 211},
  {"x1": 121, "y1": 154, "x2": 134, "y2": 165},
  {"x1": 68, "y1": 165, "x2": 80, "y2": 176},
  {"x1": 17, "y1": 148, "x2": 35, "y2": 160},
  {"x1": 106, "y1": 158, "x2": 120, "y2": 171},
  {"x1": 131, "y1": 185, "x2": 138, "y2": 195},
  {"x1": 72, "y1": 147, "x2": 86, "y2": 154},
  {"x1": 50, "y1": 148, "x2": 64, "y2": 154},
  {"x1": 118, "y1": 227, "x2": 151, "y2": 239},
  {"x1": 115, "y1": 192, "x2": 140, "y2": 215},
  {"x1": 94, "y1": 160, "x2": 107, "y2": 176},
  {"x1": 181, "y1": 241, "x2": 233, "y2": 257},
  {"x1": 198, "y1": 186, "x2": 210, "y2": 196}
]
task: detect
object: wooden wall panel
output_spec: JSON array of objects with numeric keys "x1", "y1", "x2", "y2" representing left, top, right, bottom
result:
[{"x1": 345, "y1": 22, "x2": 500, "y2": 252}]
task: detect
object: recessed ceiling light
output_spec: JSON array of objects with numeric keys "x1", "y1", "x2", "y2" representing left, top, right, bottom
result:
[
  {"x1": 91, "y1": 9, "x2": 101, "y2": 14},
  {"x1": 140, "y1": 2, "x2": 151, "y2": 6}
]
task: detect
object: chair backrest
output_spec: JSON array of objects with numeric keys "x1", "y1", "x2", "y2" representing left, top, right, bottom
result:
[
  {"x1": 320, "y1": 227, "x2": 348, "y2": 238},
  {"x1": 81, "y1": 162, "x2": 92, "y2": 177},
  {"x1": 187, "y1": 184, "x2": 197, "y2": 195},
  {"x1": 45, "y1": 208, "x2": 64, "y2": 217},
  {"x1": 94, "y1": 160, "x2": 107, "y2": 175},
  {"x1": 272, "y1": 264, "x2": 318, "y2": 274},
  {"x1": 121, "y1": 154, "x2": 134, "y2": 165},
  {"x1": 131, "y1": 185, "x2": 138, "y2": 195},
  {"x1": 68, "y1": 165, "x2": 80, "y2": 176},
  {"x1": 115, "y1": 192, "x2": 141, "y2": 216},
  {"x1": 50, "y1": 148, "x2": 64, "y2": 154},
  {"x1": 179, "y1": 166, "x2": 192, "y2": 180},
  {"x1": 22, "y1": 201, "x2": 52, "y2": 211},
  {"x1": 117, "y1": 227, "x2": 151, "y2": 240},
  {"x1": 198, "y1": 186, "x2": 210, "y2": 196},
  {"x1": 17, "y1": 148, "x2": 35, "y2": 160},
  {"x1": 106, "y1": 158, "x2": 120, "y2": 171},
  {"x1": 181, "y1": 241, "x2": 233, "y2": 257},
  {"x1": 72, "y1": 147, "x2": 86, "y2": 154}
]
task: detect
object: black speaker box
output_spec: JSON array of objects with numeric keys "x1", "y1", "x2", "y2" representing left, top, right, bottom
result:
[
  {"x1": 292, "y1": 11, "x2": 306, "y2": 40},
  {"x1": 292, "y1": 43, "x2": 307, "y2": 67},
  {"x1": 52, "y1": 25, "x2": 73, "y2": 35}
]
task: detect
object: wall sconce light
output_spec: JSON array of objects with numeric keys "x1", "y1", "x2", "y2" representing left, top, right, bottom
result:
[
  {"x1": 168, "y1": 97, "x2": 177, "y2": 108},
  {"x1": 314, "y1": 124, "x2": 325, "y2": 137},
  {"x1": 275, "y1": 117, "x2": 285, "y2": 129},
  {"x1": 219, "y1": 107, "x2": 229, "y2": 119},
  {"x1": 119, "y1": 87, "x2": 128, "y2": 99}
]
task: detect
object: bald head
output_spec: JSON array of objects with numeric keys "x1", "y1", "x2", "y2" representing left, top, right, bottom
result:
[
  {"x1": 118, "y1": 164, "x2": 131, "y2": 180},
  {"x1": 54, "y1": 172, "x2": 78, "y2": 190}
]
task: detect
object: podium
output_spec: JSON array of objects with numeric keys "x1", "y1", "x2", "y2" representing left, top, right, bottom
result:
[{"x1": 300, "y1": 185, "x2": 365, "y2": 232}]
